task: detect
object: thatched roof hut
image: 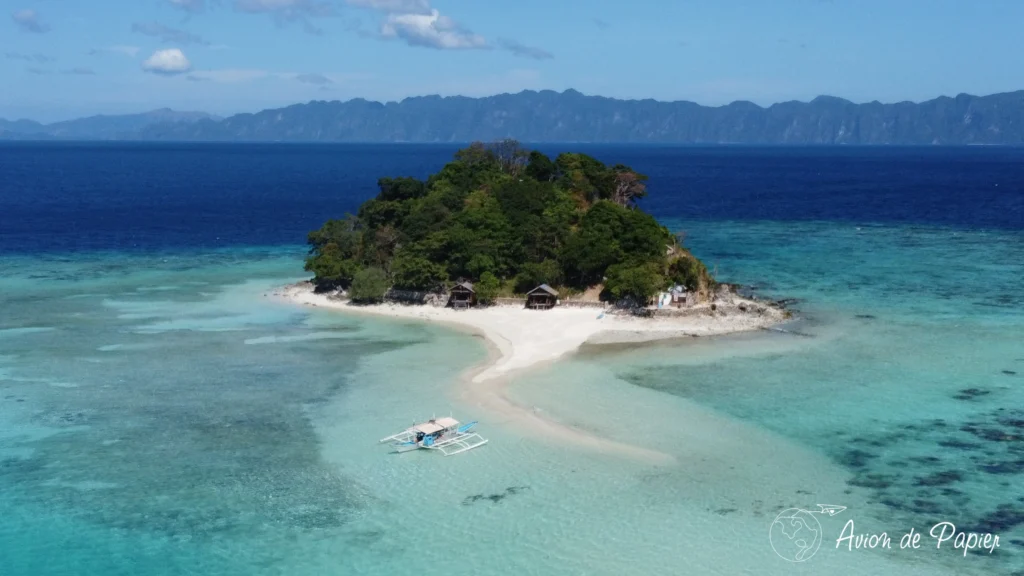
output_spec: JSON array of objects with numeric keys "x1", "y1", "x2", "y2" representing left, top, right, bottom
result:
[
  {"x1": 526, "y1": 284, "x2": 558, "y2": 310},
  {"x1": 449, "y1": 281, "x2": 476, "y2": 309}
]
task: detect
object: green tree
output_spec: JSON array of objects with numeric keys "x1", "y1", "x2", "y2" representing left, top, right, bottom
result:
[
  {"x1": 445, "y1": 190, "x2": 513, "y2": 279},
  {"x1": 668, "y1": 256, "x2": 711, "y2": 292},
  {"x1": 476, "y1": 272, "x2": 501, "y2": 305},
  {"x1": 401, "y1": 197, "x2": 451, "y2": 242},
  {"x1": 304, "y1": 243, "x2": 360, "y2": 291},
  {"x1": 306, "y1": 215, "x2": 361, "y2": 257},
  {"x1": 303, "y1": 141, "x2": 716, "y2": 303},
  {"x1": 514, "y1": 260, "x2": 562, "y2": 293},
  {"x1": 604, "y1": 262, "x2": 666, "y2": 305},
  {"x1": 358, "y1": 199, "x2": 408, "y2": 231},
  {"x1": 391, "y1": 253, "x2": 447, "y2": 291},
  {"x1": 377, "y1": 177, "x2": 426, "y2": 202},
  {"x1": 349, "y1": 267, "x2": 389, "y2": 303},
  {"x1": 526, "y1": 150, "x2": 556, "y2": 182}
]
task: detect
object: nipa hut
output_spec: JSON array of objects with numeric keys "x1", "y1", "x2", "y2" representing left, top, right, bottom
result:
[
  {"x1": 526, "y1": 284, "x2": 558, "y2": 310},
  {"x1": 448, "y1": 282, "x2": 476, "y2": 309}
]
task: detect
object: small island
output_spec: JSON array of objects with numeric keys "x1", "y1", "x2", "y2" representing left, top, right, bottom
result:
[{"x1": 280, "y1": 141, "x2": 786, "y2": 385}]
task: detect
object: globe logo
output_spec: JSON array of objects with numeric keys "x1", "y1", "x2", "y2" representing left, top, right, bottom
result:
[{"x1": 770, "y1": 508, "x2": 823, "y2": 562}]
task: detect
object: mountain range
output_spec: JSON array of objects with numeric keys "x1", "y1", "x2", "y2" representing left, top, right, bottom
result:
[
  {"x1": 4, "y1": 89, "x2": 1024, "y2": 144},
  {"x1": 0, "y1": 109, "x2": 218, "y2": 141}
]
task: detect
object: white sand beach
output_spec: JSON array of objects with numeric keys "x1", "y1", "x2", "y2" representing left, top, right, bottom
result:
[
  {"x1": 275, "y1": 282, "x2": 787, "y2": 463},
  {"x1": 277, "y1": 281, "x2": 786, "y2": 384}
]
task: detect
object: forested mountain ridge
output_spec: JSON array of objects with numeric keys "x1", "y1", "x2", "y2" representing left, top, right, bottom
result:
[
  {"x1": 0, "y1": 109, "x2": 217, "y2": 140},
  {"x1": 6, "y1": 89, "x2": 1024, "y2": 144},
  {"x1": 137, "y1": 89, "x2": 1024, "y2": 144}
]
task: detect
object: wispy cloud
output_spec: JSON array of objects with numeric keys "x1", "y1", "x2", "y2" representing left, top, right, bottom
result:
[
  {"x1": 6, "y1": 51, "x2": 53, "y2": 63},
  {"x1": 132, "y1": 22, "x2": 209, "y2": 45},
  {"x1": 592, "y1": 18, "x2": 609, "y2": 30},
  {"x1": 295, "y1": 72, "x2": 333, "y2": 85},
  {"x1": 233, "y1": 0, "x2": 334, "y2": 33},
  {"x1": 380, "y1": 9, "x2": 485, "y2": 50},
  {"x1": 187, "y1": 68, "x2": 272, "y2": 83},
  {"x1": 62, "y1": 67, "x2": 96, "y2": 75},
  {"x1": 11, "y1": 9, "x2": 49, "y2": 33},
  {"x1": 498, "y1": 38, "x2": 553, "y2": 60},
  {"x1": 168, "y1": 0, "x2": 207, "y2": 13},
  {"x1": 89, "y1": 45, "x2": 141, "y2": 58},
  {"x1": 348, "y1": 0, "x2": 549, "y2": 57},
  {"x1": 26, "y1": 67, "x2": 49, "y2": 75},
  {"x1": 142, "y1": 49, "x2": 193, "y2": 75},
  {"x1": 347, "y1": 0, "x2": 429, "y2": 14},
  {"x1": 183, "y1": 69, "x2": 349, "y2": 87}
]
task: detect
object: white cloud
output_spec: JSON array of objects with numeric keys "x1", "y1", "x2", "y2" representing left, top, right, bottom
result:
[
  {"x1": 132, "y1": 22, "x2": 208, "y2": 45},
  {"x1": 11, "y1": 9, "x2": 50, "y2": 33},
  {"x1": 346, "y1": 0, "x2": 429, "y2": 14},
  {"x1": 349, "y1": 0, "x2": 551, "y2": 56},
  {"x1": 380, "y1": 9, "x2": 486, "y2": 50},
  {"x1": 168, "y1": 0, "x2": 206, "y2": 12},
  {"x1": 142, "y1": 49, "x2": 192, "y2": 75}
]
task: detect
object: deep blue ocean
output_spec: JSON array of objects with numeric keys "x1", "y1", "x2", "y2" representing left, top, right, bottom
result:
[
  {"x1": 0, "y1": 143, "x2": 1022, "y2": 576},
  {"x1": 1, "y1": 143, "x2": 1020, "y2": 252}
]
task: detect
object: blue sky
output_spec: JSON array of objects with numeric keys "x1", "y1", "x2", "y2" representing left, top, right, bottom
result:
[{"x1": 3, "y1": 0, "x2": 1024, "y2": 122}]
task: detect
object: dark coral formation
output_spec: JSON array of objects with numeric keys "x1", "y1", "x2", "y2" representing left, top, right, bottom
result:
[
  {"x1": 462, "y1": 486, "x2": 529, "y2": 506},
  {"x1": 831, "y1": 407, "x2": 1024, "y2": 570}
]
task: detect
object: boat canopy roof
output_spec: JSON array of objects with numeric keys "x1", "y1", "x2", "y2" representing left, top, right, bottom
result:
[{"x1": 412, "y1": 417, "x2": 460, "y2": 434}]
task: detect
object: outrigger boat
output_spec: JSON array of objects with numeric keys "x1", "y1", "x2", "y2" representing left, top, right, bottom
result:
[{"x1": 379, "y1": 416, "x2": 489, "y2": 456}]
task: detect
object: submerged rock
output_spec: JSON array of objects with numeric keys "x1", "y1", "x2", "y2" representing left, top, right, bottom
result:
[
  {"x1": 914, "y1": 470, "x2": 963, "y2": 486},
  {"x1": 953, "y1": 388, "x2": 991, "y2": 401}
]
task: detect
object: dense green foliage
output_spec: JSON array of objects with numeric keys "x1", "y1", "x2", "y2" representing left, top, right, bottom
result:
[
  {"x1": 475, "y1": 272, "x2": 501, "y2": 305},
  {"x1": 348, "y1": 267, "x2": 389, "y2": 303},
  {"x1": 306, "y1": 140, "x2": 714, "y2": 304}
]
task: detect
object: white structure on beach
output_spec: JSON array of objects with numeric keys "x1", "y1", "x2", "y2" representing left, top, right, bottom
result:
[{"x1": 657, "y1": 285, "x2": 694, "y2": 309}]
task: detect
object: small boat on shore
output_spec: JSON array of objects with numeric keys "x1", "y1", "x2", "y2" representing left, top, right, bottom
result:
[{"x1": 379, "y1": 416, "x2": 489, "y2": 456}]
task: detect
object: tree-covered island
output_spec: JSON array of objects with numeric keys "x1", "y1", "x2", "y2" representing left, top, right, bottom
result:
[{"x1": 305, "y1": 140, "x2": 715, "y2": 305}]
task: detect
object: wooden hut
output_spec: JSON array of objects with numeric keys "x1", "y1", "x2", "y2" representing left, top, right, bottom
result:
[
  {"x1": 448, "y1": 282, "x2": 476, "y2": 309},
  {"x1": 526, "y1": 284, "x2": 558, "y2": 310}
]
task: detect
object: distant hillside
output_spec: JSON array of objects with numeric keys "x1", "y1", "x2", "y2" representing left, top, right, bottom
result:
[
  {"x1": 7, "y1": 90, "x2": 1024, "y2": 144},
  {"x1": 0, "y1": 109, "x2": 218, "y2": 140},
  {"x1": 136, "y1": 90, "x2": 1024, "y2": 145}
]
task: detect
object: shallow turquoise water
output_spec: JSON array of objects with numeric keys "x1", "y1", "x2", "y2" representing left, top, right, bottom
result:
[{"x1": 0, "y1": 223, "x2": 1021, "y2": 575}]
